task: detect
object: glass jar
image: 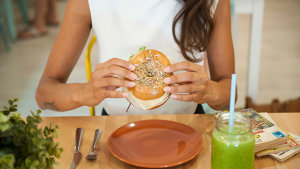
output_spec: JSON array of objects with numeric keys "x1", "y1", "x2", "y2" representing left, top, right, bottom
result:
[{"x1": 211, "y1": 112, "x2": 255, "y2": 169}]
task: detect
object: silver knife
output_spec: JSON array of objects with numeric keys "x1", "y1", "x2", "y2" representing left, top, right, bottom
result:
[{"x1": 69, "y1": 128, "x2": 83, "y2": 169}]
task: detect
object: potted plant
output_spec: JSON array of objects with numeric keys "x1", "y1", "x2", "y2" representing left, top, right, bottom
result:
[{"x1": 0, "y1": 98, "x2": 63, "y2": 169}]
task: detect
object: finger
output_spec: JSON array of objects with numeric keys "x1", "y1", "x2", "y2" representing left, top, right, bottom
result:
[
  {"x1": 106, "y1": 86, "x2": 119, "y2": 91},
  {"x1": 177, "y1": 82, "x2": 192, "y2": 85},
  {"x1": 164, "y1": 72, "x2": 199, "y2": 84},
  {"x1": 104, "y1": 90, "x2": 129, "y2": 98},
  {"x1": 93, "y1": 65, "x2": 137, "y2": 80},
  {"x1": 171, "y1": 93, "x2": 199, "y2": 102},
  {"x1": 163, "y1": 84, "x2": 204, "y2": 93},
  {"x1": 94, "y1": 78, "x2": 136, "y2": 88},
  {"x1": 105, "y1": 58, "x2": 135, "y2": 71},
  {"x1": 164, "y1": 61, "x2": 203, "y2": 73}
]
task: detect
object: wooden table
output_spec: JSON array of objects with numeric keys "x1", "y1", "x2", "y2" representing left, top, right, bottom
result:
[{"x1": 40, "y1": 113, "x2": 300, "y2": 169}]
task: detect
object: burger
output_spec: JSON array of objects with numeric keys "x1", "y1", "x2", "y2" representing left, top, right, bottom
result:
[{"x1": 123, "y1": 47, "x2": 172, "y2": 110}]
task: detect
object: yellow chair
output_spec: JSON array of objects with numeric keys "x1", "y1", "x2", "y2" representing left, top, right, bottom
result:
[{"x1": 85, "y1": 35, "x2": 97, "y2": 116}]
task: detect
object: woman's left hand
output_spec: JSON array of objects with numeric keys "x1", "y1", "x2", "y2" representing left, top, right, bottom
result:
[{"x1": 163, "y1": 61, "x2": 217, "y2": 104}]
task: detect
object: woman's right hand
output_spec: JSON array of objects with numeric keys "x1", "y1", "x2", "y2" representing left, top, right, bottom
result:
[{"x1": 82, "y1": 58, "x2": 137, "y2": 107}]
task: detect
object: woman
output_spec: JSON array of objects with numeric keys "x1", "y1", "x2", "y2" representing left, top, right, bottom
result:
[{"x1": 36, "y1": 0, "x2": 235, "y2": 115}]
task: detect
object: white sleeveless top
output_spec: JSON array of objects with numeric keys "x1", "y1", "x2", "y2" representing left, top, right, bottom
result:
[{"x1": 88, "y1": 0, "x2": 218, "y2": 115}]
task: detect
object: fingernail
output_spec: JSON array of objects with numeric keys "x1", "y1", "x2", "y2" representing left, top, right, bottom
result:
[
  {"x1": 164, "y1": 66, "x2": 171, "y2": 72},
  {"x1": 164, "y1": 77, "x2": 171, "y2": 84},
  {"x1": 171, "y1": 94, "x2": 177, "y2": 99},
  {"x1": 129, "y1": 64, "x2": 135, "y2": 71},
  {"x1": 123, "y1": 93, "x2": 129, "y2": 97},
  {"x1": 128, "y1": 82, "x2": 136, "y2": 87},
  {"x1": 131, "y1": 73, "x2": 137, "y2": 80},
  {"x1": 163, "y1": 87, "x2": 171, "y2": 93}
]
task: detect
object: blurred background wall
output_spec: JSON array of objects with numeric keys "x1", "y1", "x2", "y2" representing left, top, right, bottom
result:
[{"x1": 0, "y1": 0, "x2": 299, "y2": 116}]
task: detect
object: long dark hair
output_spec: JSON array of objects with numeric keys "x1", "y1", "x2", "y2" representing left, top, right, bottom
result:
[{"x1": 172, "y1": 0, "x2": 215, "y2": 62}]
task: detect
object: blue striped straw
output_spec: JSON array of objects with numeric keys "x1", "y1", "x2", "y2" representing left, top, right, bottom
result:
[{"x1": 229, "y1": 74, "x2": 237, "y2": 127}]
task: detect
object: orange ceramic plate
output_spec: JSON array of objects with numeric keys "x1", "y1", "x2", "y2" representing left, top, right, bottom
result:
[{"x1": 107, "y1": 119, "x2": 203, "y2": 168}]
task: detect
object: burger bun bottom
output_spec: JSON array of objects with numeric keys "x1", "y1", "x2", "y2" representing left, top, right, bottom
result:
[{"x1": 122, "y1": 87, "x2": 170, "y2": 110}]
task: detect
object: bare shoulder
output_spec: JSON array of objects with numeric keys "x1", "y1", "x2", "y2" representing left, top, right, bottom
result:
[
  {"x1": 64, "y1": 0, "x2": 91, "y2": 25},
  {"x1": 214, "y1": 0, "x2": 231, "y2": 19},
  {"x1": 215, "y1": 0, "x2": 230, "y2": 8},
  {"x1": 212, "y1": 0, "x2": 231, "y2": 28}
]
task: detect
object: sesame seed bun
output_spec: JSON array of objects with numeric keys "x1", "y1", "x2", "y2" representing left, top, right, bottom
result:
[{"x1": 124, "y1": 49, "x2": 172, "y2": 110}]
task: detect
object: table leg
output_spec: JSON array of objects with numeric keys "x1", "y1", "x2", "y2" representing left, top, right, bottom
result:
[
  {"x1": 2, "y1": 0, "x2": 17, "y2": 41},
  {"x1": 16, "y1": 0, "x2": 29, "y2": 26}
]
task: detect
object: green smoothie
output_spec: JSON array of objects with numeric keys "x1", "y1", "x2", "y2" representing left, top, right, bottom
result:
[{"x1": 211, "y1": 126, "x2": 255, "y2": 169}]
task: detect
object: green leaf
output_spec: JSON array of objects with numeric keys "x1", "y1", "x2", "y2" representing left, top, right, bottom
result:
[
  {"x1": 9, "y1": 107, "x2": 17, "y2": 112},
  {"x1": 0, "y1": 122, "x2": 11, "y2": 132},
  {"x1": 129, "y1": 53, "x2": 134, "y2": 59},
  {"x1": 129, "y1": 46, "x2": 147, "y2": 59},
  {"x1": 0, "y1": 154, "x2": 15, "y2": 169},
  {"x1": 0, "y1": 99, "x2": 63, "y2": 169},
  {"x1": 138, "y1": 46, "x2": 146, "y2": 52},
  {"x1": 30, "y1": 160, "x2": 39, "y2": 169},
  {"x1": 25, "y1": 157, "x2": 31, "y2": 167},
  {"x1": 0, "y1": 112, "x2": 10, "y2": 123}
]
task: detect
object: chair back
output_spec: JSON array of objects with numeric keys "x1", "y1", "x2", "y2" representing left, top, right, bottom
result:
[{"x1": 85, "y1": 36, "x2": 97, "y2": 116}]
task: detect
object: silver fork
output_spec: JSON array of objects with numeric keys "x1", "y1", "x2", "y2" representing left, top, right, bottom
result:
[{"x1": 85, "y1": 129, "x2": 103, "y2": 160}]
